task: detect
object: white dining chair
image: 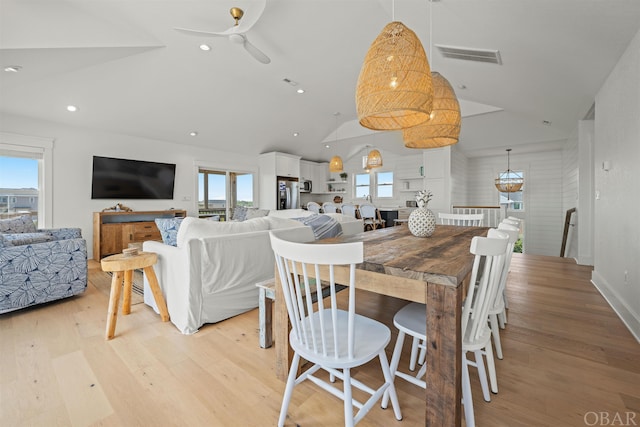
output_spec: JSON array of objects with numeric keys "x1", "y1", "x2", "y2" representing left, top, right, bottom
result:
[
  {"x1": 322, "y1": 202, "x2": 338, "y2": 213},
  {"x1": 495, "y1": 222, "x2": 519, "y2": 328},
  {"x1": 359, "y1": 203, "x2": 384, "y2": 231},
  {"x1": 307, "y1": 201, "x2": 321, "y2": 214},
  {"x1": 269, "y1": 233, "x2": 402, "y2": 427},
  {"x1": 438, "y1": 212, "x2": 484, "y2": 226},
  {"x1": 381, "y1": 231, "x2": 508, "y2": 427},
  {"x1": 502, "y1": 218, "x2": 520, "y2": 228},
  {"x1": 340, "y1": 203, "x2": 357, "y2": 218}
]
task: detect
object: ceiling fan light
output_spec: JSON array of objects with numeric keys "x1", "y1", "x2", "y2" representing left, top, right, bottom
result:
[
  {"x1": 403, "y1": 72, "x2": 461, "y2": 148},
  {"x1": 356, "y1": 22, "x2": 433, "y2": 131},
  {"x1": 329, "y1": 155, "x2": 343, "y2": 173}
]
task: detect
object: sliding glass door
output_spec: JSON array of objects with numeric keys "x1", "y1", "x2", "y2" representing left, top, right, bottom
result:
[{"x1": 198, "y1": 169, "x2": 253, "y2": 221}]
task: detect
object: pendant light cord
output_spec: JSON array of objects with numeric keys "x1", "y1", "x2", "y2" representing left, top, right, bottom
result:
[{"x1": 392, "y1": 0, "x2": 395, "y2": 21}]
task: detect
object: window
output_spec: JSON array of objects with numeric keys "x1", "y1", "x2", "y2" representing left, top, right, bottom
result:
[
  {"x1": 355, "y1": 173, "x2": 370, "y2": 198},
  {"x1": 498, "y1": 171, "x2": 524, "y2": 211},
  {"x1": 1, "y1": 133, "x2": 53, "y2": 227},
  {"x1": 198, "y1": 168, "x2": 254, "y2": 220},
  {"x1": 376, "y1": 171, "x2": 394, "y2": 198},
  {"x1": 0, "y1": 156, "x2": 39, "y2": 225}
]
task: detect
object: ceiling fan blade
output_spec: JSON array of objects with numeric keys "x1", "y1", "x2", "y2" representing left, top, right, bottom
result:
[
  {"x1": 174, "y1": 26, "x2": 236, "y2": 37},
  {"x1": 243, "y1": 38, "x2": 271, "y2": 64}
]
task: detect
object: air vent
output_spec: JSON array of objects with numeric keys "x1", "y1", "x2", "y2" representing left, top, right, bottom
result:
[{"x1": 435, "y1": 45, "x2": 502, "y2": 65}]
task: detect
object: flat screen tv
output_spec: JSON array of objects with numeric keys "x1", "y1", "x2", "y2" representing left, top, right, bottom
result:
[{"x1": 91, "y1": 156, "x2": 176, "y2": 199}]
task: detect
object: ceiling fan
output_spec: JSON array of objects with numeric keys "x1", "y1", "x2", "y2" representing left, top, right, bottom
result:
[{"x1": 174, "y1": 3, "x2": 271, "y2": 64}]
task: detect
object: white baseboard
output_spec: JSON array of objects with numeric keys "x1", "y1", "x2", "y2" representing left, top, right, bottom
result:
[{"x1": 591, "y1": 270, "x2": 640, "y2": 343}]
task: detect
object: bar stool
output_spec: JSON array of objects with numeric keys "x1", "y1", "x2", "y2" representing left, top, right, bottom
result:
[{"x1": 101, "y1": 251, "x2": 169, "y2": 340}]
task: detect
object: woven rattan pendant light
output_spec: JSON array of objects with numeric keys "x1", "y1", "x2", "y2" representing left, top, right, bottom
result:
[
  {"x1": 328, "y1": 112, "x2": 343, "y2": 173},
  {"x1": 403, "y1": 1, "x2": 460, "y2": 148},
  {"x1": 403, "y1": 72, "x2": 461, "y2": 148},
  {"x1": 355, "y1": 21, "x2": 433, "y2": 131},
  {"x1": 329, "y1": 155, "x2": 343, "y2": 173},
  {"x1": 366, "y1": 148, "x2": 383, "y2": 169}
]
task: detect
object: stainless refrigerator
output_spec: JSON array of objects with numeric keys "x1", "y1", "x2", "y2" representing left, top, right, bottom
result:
[{"x1": 277, "y1": 176, "x2": 299, "y2": 210}]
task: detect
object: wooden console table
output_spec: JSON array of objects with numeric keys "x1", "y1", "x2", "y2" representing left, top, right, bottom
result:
[{"x1": 93, "y1": 210, "x2": 186, "y2": 260}]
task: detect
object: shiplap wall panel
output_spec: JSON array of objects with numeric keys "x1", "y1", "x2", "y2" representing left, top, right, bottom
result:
[
  {"x1": 562, "y1": 132, "x2": 579, "y2": 258},
  {"x1": 451, "y1": 145, "x2": 469, "y2": 206},
  {"x1": 467, "y1": 150, "x2": 564, "y2": 256}
]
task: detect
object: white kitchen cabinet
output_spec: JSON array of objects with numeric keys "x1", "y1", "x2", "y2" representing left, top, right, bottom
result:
[{"x1": 258, "y1": 152, "x2": 301, "y2": 210}]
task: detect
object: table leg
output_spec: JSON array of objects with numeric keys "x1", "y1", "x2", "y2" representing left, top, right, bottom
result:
[
  {"x1": 274, "y1": 271, "x2": 292, "y2": 381},
  {"x1": 259, "y1": 287, "x2": 274, "y2": 349},
  {"x1": 105, "y1": 271, "x2": 124, "y2": 340},
  {"x1": 425, "y1": 282, "x2": 462, "y2": 426},
  {"x1": 143, "y1": 266, "x2": 170, "y2": 322},
  {"x1": 122, "y1": 269, "x2": 133, "y2": 315}
]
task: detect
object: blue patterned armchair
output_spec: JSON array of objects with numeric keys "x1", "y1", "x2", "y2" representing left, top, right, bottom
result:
[{"x1": 0, "y1": 215, "x2": 87, "y2": 314}]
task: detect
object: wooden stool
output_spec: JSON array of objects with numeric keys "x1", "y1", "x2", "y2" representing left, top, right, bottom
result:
[{"x1": 100, "y1": 251, "x2": 169, "y2": 340}]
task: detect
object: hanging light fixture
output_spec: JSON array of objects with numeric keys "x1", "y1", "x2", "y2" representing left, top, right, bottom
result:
[
  {"x1": 355, "y1": 1, "x2": 433, "y2": 131},
  {"x1": 328, "y1": 112, "x2": 343, "y2": 173},
  {"x1": 403, "y1": 72, "x2": 461, "y2": 148},
  {"x1": 495, "y1": 149, "x2": 523, "y2": 192},
  {"x1": 403, "y1": 2, "x2": 460, "y2": 148},
  {"x1": 329, "y1": 155, "x2": 343, "y2": 173},
  {"x1": 366, "y1": 148, "x2": 383, "y2": 169}
]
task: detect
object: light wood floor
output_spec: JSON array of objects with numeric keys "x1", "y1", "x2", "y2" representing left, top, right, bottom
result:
[{"x1": 1, "y1": 254, "x2": 638, "y2": 426}]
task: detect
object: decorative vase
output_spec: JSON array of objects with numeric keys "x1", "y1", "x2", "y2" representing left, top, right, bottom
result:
[{"x1": 408, "y1": 190, "x2": 436, "y2": 237}]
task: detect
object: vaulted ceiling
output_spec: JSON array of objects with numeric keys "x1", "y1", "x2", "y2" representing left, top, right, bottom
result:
[{"x1": 2, "y1": 0, "x2": 639, "y2": 162}]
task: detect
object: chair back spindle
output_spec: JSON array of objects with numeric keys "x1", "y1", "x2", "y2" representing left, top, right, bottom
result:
[{"x1": 439, "y1": 212, "x2": 484, "y2": 226}]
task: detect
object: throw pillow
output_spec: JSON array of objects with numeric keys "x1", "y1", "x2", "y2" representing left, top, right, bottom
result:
[
  {"x1": 245, "y1": 208, "x2": 269, "y2": 220},
  {"x1": 0, "y1": 214, "x2": 37, "y2": 234},
  {"x1": 232, "y1": 206, "x2": 248, "y2": 221},
  {"x1": 155, "y1": 217, "x2": 184, "y2": 246},
  {"x1": 0, "y1": 232, "x2": 54, "y2": 246},
  {"x1": 206, "y1": 215, "x2": 220, "y2": 221}
]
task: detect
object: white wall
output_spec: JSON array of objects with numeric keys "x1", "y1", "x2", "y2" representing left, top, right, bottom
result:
[
  {"x1": 466, "y1": 150, "x2": 564, "y2": 256},
  {"x1": 562, "y1": 128, "x2": 579, "y2": 259},
  {"x1": 450, "y1": 145, "x2": 469, "y2": 206},
  {"x1": 592, "y1": 28, "x2": 640, "y2": 341},
  {"x1": 0, "y1": 112, "x2": 258, "y2": 259},
  {"x1": 576, "y1": 120, "x2": 595, "y2": 266}
]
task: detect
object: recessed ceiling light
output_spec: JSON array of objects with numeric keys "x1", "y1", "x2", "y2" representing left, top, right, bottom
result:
[
  {"x1": 296, "y1": 89, "x2": 305, "y2": 94},
  {"x1": 293, "y1": 132, "x2": 299, "y2": 137},
  {"x1": 282, "y1": 78, "x2": 298, "y2": 86},
  {"x1": 4, "y1": 65, "x2": 22, "y2": 73},
  {"x1": 325, "y1": 144, "x2": 330, "y2": 148},
  {"x1": 66, "y1": 105, "x2": 78, "y2": 112},
  {"x1": 542, "y1": 120, "x2": 552, "y2": 126},
  {"x1": 458, "y1": 84, "x2": 467, "y2": 90},
  {"x1": 189, "y1": 131, "x2": 198, "y2": 136},
  {"x1": 199, "y1": 44, "x2": 211, "y2": 51}
]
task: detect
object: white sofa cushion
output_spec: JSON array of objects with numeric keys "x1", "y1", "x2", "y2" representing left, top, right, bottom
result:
[
  {"x1": 267, "y1": 209, "x2": 313, "y2": 219},
  {"x1": 176, "y1": 216, "x2": 272, "y2": 247}
]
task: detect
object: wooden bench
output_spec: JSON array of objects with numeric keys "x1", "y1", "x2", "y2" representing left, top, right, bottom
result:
[{"x1": 256, "y1": 278, "x2": 346, "y2": 349}]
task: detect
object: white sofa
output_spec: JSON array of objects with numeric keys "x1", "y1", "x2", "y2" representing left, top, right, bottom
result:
[
  {"x1": 143, "y1": 212, "x2": 362, "y2": 334},
  {"x1": 267, "y1": 209, "x2": 363, "y2": 236}
]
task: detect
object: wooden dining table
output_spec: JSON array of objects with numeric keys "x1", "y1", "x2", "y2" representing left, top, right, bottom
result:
[{"x1": 274, "y1": 224, "x2": 490, "y2": 427}]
